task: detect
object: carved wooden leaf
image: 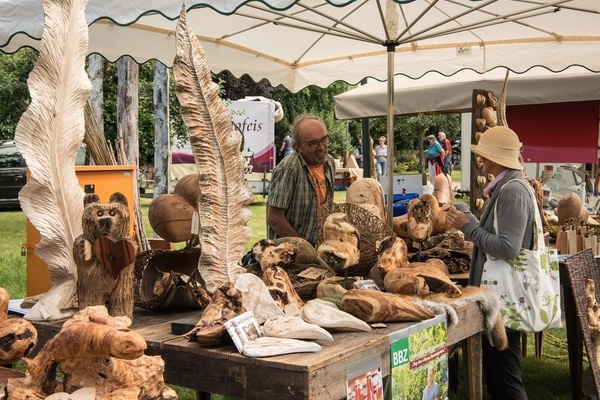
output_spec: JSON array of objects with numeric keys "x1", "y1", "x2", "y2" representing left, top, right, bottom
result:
[
  {"x1": 14, "y1": 0, "x2": 91, "y2": 320},
  {"x1": 173, "y1": 5, "x2": 254, "y2": 293}
]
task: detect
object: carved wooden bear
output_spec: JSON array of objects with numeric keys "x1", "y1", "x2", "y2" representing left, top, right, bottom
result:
[{"x1": 73, "y1": 192, "x2": 137, "y2": 318}]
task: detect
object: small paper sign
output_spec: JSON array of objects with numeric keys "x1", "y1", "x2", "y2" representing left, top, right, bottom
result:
[
  {"x1": 297, "y1": 267, "x2": 328, "y2": 280},
  {"x1": 191, "y1": 211, "x2": 199, "y2": 235}
]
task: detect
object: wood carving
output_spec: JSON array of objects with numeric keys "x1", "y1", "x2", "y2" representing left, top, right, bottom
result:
[
  {"x1": 73, "y1": 193, "x2": 137, "y2": 318},
  {"x1": 252, "y1": 237, "x2": 333, "y2": 272},
  {"x1": 15, "y1": 0, "x2": 91, "y2": 321},
  {"x1": 7, "y1": 306, "x2": 176, "y2": 400},
  {"x1": 586, "y1": 278, "x2": 600, "y2": 368},
  {"x1": 148, "y1": 173, "x2": 201, "y2": 243},
  {"x1": 383, "y1": 262, "x2": 462, "y2": 298},
  {"x1": 415, "y1": 231, "x2": 473, "y2": 274},
  {"x1": 148, "y1": 193, "x2": 196, "y2": 243},
  {"x1": 339, "y1": 289, "x2": 435, "y2": 323},
  {"x1": 301, "y1": 299, "x2": 372, "y2": 332},
  {"x1": 346, "y1": 178, "x2": 386, "y2": 221},
  {"x1": 173, "y1": 4, "x2": 252, "y2": 295},
  {"x1": 173, "y1": 5, "x2": 306, "y2": 349},
  {"x1": 317, "y1": 212, "x2": 360, "y2": 271},
  {"x1": 262, "y1": 266, "x2": 305, "y2": 315},
  {"x1": 184, "y1": 282, "x2": 245, "y2": 346},
  {"x1": 0, "y1": 287, "x2": 37, "y2": 364},
  {"x1": 375, "y1": 236, "x2": 409, "y2": 278},
  {"x1": 393, "y1": 194, "x2": 449, "y2": 240},
  {"x1": 262, "y1": 316, "x2": 333, "y2": 342}
]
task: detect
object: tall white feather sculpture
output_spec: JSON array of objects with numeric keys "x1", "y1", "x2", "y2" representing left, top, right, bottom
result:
[
  {"x1": 15, "y1": 0, "x2": 91, "y2": 320},
  {"x1": 173, "y1": 4, "x2": 254, "y2": 293}
]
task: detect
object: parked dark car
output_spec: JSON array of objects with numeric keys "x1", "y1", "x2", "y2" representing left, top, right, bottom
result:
[{"x1": 0, "y1": 140, "x2": 88, "y2": 209}]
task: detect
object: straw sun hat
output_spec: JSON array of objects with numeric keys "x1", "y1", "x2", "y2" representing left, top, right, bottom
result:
[{"x1": 470, "y1": 126, "x2": 523, "y2": 170}]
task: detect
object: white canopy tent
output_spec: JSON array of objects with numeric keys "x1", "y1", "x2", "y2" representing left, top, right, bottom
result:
[
  {"x1": 2, "y1": 0, "x2": 600, "y2": 224},
  {"x1": 334, "y1": 66, "x2": 600, "y2": 193},
  {"x1": 334, "y1": 67, "x2": 600, "y2": 119}
]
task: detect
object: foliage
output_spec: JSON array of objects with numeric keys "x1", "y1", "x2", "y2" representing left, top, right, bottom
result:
[
  {"x1": 0, "y1": 49, "x2": 35, "y2": 140},
  {"x1": 0, "y1": 49, "x2": 460, "y2": 170},
  {"x1": 0, "y1": 209, "x2": 27, "y2": 299},
  {"x1": 272, "y1": 82, "x2": 354, "y2": 160}
]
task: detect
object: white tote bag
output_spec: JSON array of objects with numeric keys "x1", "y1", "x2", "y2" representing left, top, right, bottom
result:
[{"x1": 480, "y1": 179, "x2": 562, "y2": 333}]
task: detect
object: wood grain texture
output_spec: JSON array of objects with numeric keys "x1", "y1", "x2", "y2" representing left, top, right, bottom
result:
[
  {"x1": 29, "y1": 302, "x2": 484, "y2": 400},
  {"x1": 14, "y1": 0, "x2": 91, "y2": 321},
  {"x1": 173, "y1": 5, "x2": 253, "y2": 294},
  {"x1": 93, "y1": 237, "x2": 138, "y2": 278}
]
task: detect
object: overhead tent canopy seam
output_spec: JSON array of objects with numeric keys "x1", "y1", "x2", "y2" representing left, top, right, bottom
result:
[{"x1": 334, "y1": 67, "x2": 600, "y2": 119}]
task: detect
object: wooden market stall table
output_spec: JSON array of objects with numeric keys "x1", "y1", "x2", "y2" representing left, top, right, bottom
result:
[{"x1": 24, "y1": 301, "x2": 484, "y2": 399}]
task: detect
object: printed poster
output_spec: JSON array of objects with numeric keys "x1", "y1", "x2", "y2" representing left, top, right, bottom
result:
[
  {"x1": 346, "y1": 354, "x2": 384, "y2": 400},
  {"x1": 389, "y1": 314, "x2": 449, "y2": 400},
  {"x1": 170, "y1": 99, "x2": 277, "y2": 181}
]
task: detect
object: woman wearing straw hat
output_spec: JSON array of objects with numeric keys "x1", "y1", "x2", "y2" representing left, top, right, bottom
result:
[{"x1": 446, "y1": 126, "x2": 533, "y2": 400}]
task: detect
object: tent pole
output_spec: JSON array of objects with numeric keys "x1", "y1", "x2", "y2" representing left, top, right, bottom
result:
[
  {"x1": 386, "y1": 45, "x2": 395, "y2": 228},
  {"x1": 360, "y1": 78, "x2": 372, "y2": 179}
]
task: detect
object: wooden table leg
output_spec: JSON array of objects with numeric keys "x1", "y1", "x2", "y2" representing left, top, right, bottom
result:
[{"x1": 464, "y1": 332, "x2": 482, "y2": 400}]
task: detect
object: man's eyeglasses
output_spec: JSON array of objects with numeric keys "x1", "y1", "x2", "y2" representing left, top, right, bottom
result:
[{"x1": 303, "y1": 135, "x2": 331, "y2": 149}]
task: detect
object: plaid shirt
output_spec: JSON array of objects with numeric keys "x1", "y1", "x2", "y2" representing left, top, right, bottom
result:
[{"x1": 267, "y1": 151, "x2": 335, "y2": 246}]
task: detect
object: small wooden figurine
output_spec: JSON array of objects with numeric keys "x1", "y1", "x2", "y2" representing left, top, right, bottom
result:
[{"x1": 73, "y1": 192, "x2": 137, "y2": 318}]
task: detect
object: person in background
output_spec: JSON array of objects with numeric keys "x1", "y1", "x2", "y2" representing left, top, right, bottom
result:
[
  {"x1": 279, "y1": 132, "x2": 294, "y2": 158},
  {"x1": 374, "y1": 136, "x2": 387, "y2": 177},
  {"x1": 267, "y1": 115, "x2": 335, "y2": 247},
  {"x1": 438, "y1": 131, "x2": 452, "y2": 175},
  {"x1": 422, "y1": 367, "x2": 439, "y2": 400},
  {"x1": 425, "y1": 134, "x2": 445, "y2": 184},
  {"x1": 445, "y1": 126, "x2": 532, "y2": 400},
  {"x1": 355, "y1": 143, "x2": 364, "y2": 168}
]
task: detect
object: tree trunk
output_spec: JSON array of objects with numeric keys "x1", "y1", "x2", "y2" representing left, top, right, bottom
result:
[
  {"x1": 117, "y1": 56, "x2": 139, "y2": 166},
  {"x1": 153, "y1": 61, "x2": 170, "y2": 198},
  {"x1": 87, "y1": 54, "x2": 104, "y2": 134}
]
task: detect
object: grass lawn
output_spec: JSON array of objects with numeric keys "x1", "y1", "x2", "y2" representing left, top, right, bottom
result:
[{"x1": 0, "y1": 179, "x2": 574, "y2": 400}]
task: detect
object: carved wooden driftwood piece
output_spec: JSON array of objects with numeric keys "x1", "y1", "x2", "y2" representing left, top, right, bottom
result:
[
  {"x1": 339, "y1": 289, "x2": 435, "y2": 323},
  {"x1": 172, "y1": 4, "x2": 252, "y2": 296},
  {"x1": 393, "y1": 194, "x2": 449, "y2": 241},
  {"x1": 383, "y1": 262, "x2": 462, "y2": 298},
  {"x1": 16, "y1": 0, "x2": 91, "y2": 322},
  {"x1": 184, "y1": 282, "x2": 245, "y2": 346},
  {"x1": 73, "y1": 193, "x2": 137, "y2": 319},
  {"x1": 262, "y1": 266, "x2": 305, "y2": 316},
  {"x1": 252, "y1": 237, "x2": 332, "y2": 272},
  {"x1": 375, "y1": 236, "x2": 409, "y2": 279},
  {"x1": 0, "y1": 287, "x2": 37, "y2": 364},
  {"x1": 7, "y1": 306, "x2": 176, "y2": 400},
  {"x1": 345, "y1": 178, "x2": 386, "y2": 221},
  {"x1": 317, "y1": 212, "x2": 360, "y2": 272}
]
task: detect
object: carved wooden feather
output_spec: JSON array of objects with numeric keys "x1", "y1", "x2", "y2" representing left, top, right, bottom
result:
[
  {"x1": 15, "y1": 0, "x2": 91, "y2": 320},
  {"x1": 173, "y1": 5, "x2": 254, "y2": 293}
]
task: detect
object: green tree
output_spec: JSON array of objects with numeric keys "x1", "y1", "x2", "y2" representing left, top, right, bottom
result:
[
  {"x1": 0, "y1": 49, "x2": 35, "y2": 140},
  {"x1": 272, "y1": 82, "x2": 354, "y2": 160}
]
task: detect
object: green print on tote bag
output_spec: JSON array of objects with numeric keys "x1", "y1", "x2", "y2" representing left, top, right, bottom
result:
[{"x1": 480, "y1": 179, "x2": 561, "y2": 333}]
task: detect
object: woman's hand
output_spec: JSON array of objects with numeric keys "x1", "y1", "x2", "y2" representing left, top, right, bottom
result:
[{"x1": 443, "y1": 204, "x2": 470, "y2": 230}]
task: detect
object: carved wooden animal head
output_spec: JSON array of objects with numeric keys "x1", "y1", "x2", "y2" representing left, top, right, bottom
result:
[{"x1": 82, "y1": 192, "x2": 130, "y2": 240}]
